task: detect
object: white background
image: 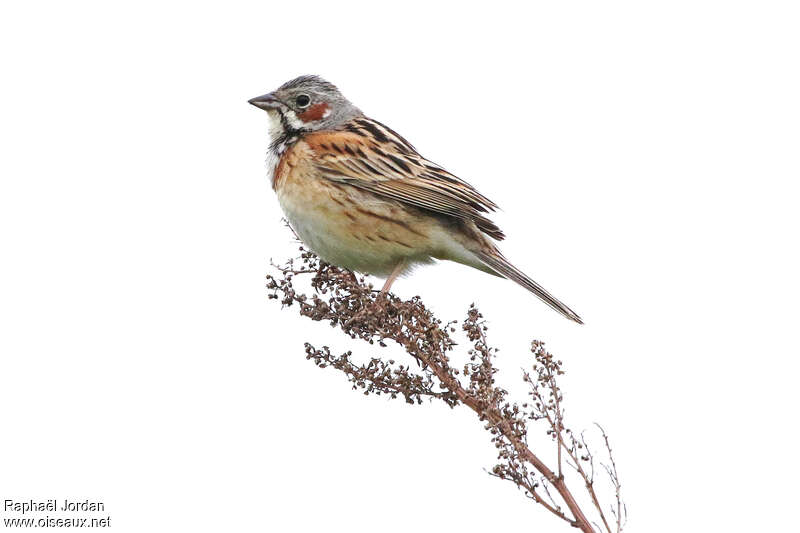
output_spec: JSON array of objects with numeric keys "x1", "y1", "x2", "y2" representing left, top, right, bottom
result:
[{"x1": 1, "y1": 1, "x2": 798, "y2": 531}]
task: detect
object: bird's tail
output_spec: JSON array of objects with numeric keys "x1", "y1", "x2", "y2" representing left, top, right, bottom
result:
[{"x1": 475, "y1": 250, "x2": 583, "y2": 324}]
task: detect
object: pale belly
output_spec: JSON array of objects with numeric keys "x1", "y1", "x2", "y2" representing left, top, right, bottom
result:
[{"x1": 277, "y1": 178, "x2": 439, "y2": 277}]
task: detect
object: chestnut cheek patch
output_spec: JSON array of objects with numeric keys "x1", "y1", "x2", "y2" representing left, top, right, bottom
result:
[{"x1": 298, "y1": 103, "x2": 330, "y2": 122}]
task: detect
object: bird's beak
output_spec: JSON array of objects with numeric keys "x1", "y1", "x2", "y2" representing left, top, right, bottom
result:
[{"x1": 248, "y1": 93, "x2": 283, "y2": 110}]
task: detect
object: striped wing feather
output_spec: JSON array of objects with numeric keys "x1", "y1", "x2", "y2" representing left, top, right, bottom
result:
[
  {"x1": 306, "y1": 117, "x2": 505, "y2": 240},
  {"x1": 300, "y1": 117, "x2": 583, "y2": 324}
]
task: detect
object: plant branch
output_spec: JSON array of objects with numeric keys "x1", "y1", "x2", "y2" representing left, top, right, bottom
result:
[{"x1": 267, "y1": 248, "x2": 625, "y2": 532}]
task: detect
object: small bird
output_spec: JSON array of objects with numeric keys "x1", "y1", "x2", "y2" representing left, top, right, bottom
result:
[{"x1": 249, "y1": 75, "x2": 582, "y2": 323}]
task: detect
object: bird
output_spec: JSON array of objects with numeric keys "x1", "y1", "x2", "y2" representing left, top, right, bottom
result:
[{"x1": 249, "y1": 75, "x2": 583, "y2": 324}]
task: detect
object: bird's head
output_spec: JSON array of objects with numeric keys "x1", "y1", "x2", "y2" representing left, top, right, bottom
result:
[{"x1": 249, "y1": 75, "x2": 361, "y2": 137}]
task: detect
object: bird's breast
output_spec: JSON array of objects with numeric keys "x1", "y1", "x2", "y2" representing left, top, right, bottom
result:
[{"x1": 273, "y1": 143, "x2": 442, "y2": 275}]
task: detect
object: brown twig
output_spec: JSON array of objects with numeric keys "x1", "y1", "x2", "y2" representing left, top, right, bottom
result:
[{"x1": 266, "y1": 248, "x2": 625, "y2": 532}]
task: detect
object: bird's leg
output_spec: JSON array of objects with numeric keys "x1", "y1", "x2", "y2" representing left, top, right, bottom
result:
[
  {"x1": 343, "y1": 261, "x2": 406, "y2": 329},
  {"x1": 380, "y1": 260, "x2": 407, "y2": 296}
]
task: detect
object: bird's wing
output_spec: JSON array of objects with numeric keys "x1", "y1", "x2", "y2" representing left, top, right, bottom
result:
[{"x1": 304, "y1": 117, "x2": 505, "y2": 240}]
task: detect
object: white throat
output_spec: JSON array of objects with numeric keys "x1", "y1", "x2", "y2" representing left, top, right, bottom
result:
[{"x1": 265, "y1": 110, "x2": 285, "y2": 145}]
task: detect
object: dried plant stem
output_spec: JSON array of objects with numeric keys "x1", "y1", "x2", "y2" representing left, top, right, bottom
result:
[
  {"x1": 423, "y1": 347, "x2": 592, "y2": 530},
  {"x1": 267, "y1": 248, "x2": 625, "y2": 532}
]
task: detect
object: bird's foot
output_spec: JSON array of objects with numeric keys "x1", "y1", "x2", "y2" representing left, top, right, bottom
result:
[{"x1": 342, "y1": 290, "x2": 392, "y2": 329}]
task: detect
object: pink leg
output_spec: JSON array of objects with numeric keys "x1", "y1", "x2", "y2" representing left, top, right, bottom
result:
[{"x1": 380, "y1": 261, "x2": 406, "y2": 295}]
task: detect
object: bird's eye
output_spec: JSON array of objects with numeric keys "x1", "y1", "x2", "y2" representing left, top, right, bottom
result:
[{"x1": 296, "y1": 94, "x2": 311, "y2": 108}]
